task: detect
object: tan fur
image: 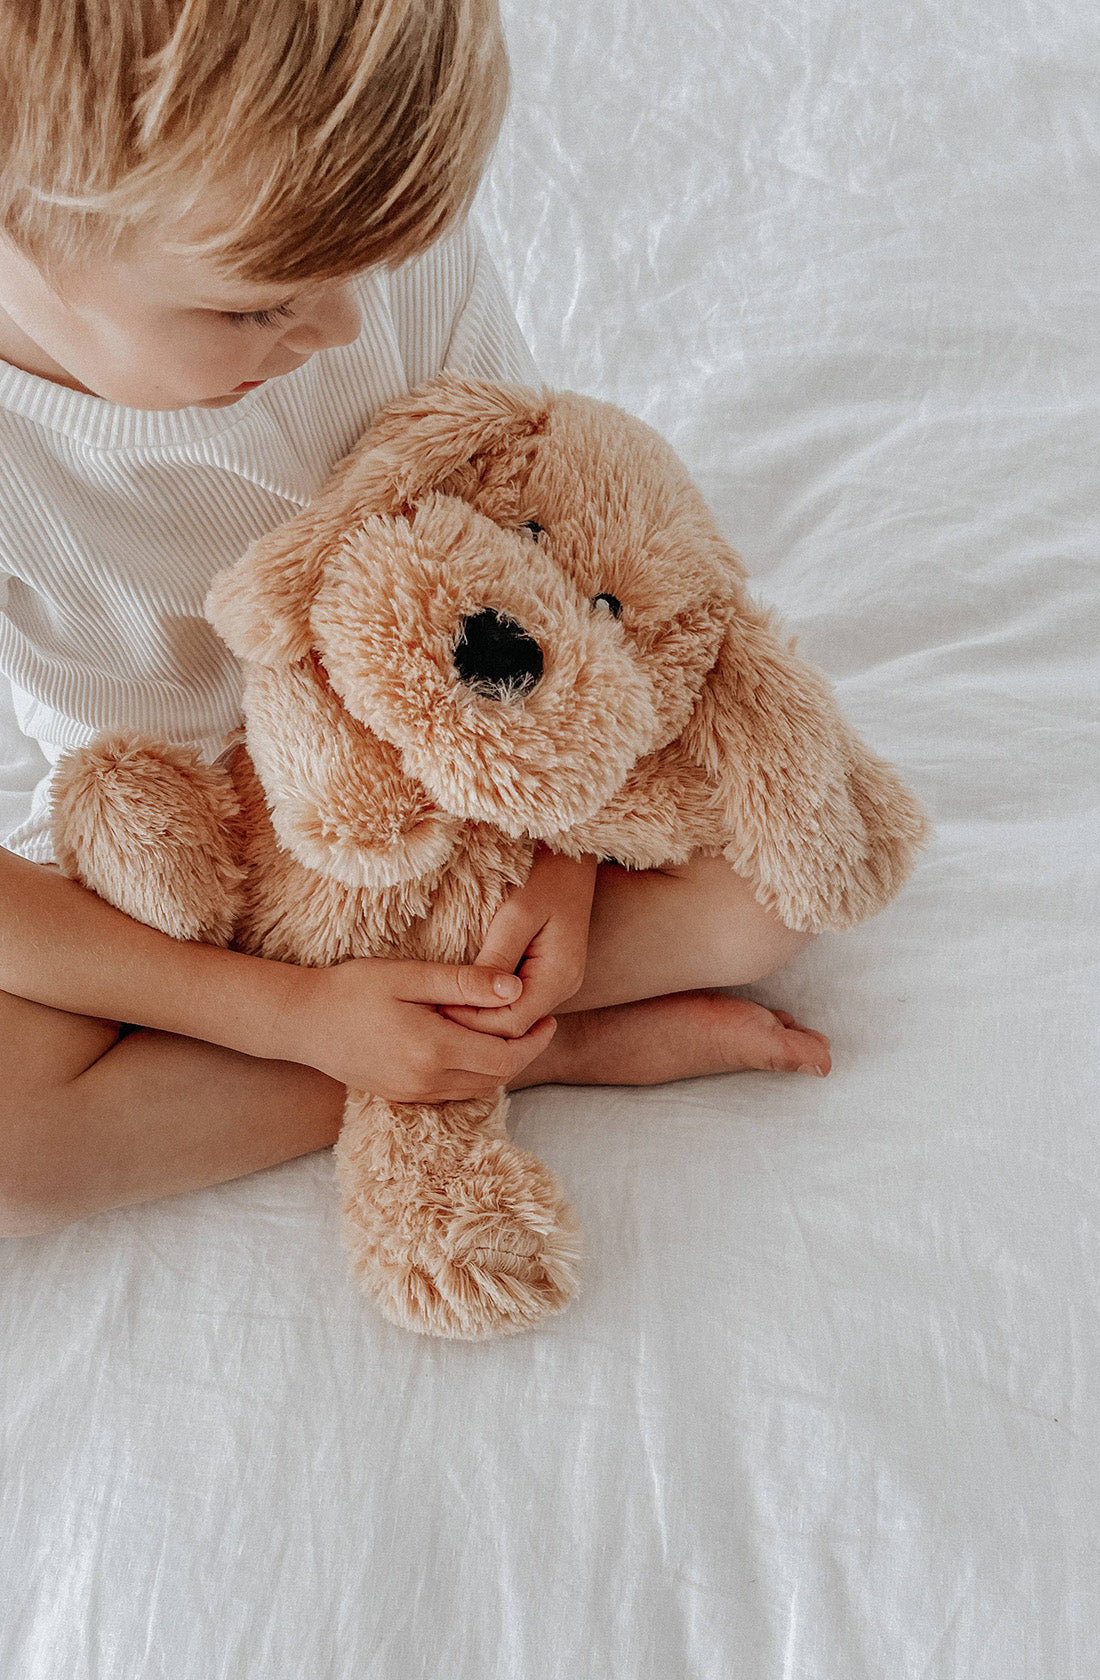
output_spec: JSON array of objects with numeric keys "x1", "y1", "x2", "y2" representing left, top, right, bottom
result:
[{"x1": 50, "y1": 375, "x2": 929, "y2": 1339}]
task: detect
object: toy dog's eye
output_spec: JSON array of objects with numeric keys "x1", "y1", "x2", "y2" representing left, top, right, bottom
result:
[
  {"x1": 592, "y1": 593, "x2": 623, "y2": 619},
  {"x1": 520, "y1": 520, "x2": 544, "y2": 538}
]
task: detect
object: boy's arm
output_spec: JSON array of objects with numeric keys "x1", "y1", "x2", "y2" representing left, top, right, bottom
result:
[
  {"x1": 0, "y1": 847, "x2": 553, "y2": 1100},
  {"x1": 0, "y1": 844, "x2": 297, "y2": 1060}
]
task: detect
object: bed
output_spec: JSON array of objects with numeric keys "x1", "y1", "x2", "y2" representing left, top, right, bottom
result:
[{"x1": 2, "y1": 0, "x2": 1097, "y2": 1674}]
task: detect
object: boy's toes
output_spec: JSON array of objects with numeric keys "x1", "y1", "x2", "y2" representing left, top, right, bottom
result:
[
  {"x1": 713, "y1": 1000, "x2": 829, "y2": 1076},
  {"x1": 778, "y1": 1024, "x2": 832, "y2": 1076},
  {"x1": 767, "y1": 1008, "x2": 832, "y2": 1075}
]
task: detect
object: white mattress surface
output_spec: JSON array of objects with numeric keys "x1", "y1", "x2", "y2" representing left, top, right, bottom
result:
[{"x1": 2, "y1": 1, "x2": 1098, "y2": 1676}]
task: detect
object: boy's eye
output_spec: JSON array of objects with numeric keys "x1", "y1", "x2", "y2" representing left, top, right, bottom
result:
[{"x1": 221, "y1": 301, "x2": 296, "y2": 328}]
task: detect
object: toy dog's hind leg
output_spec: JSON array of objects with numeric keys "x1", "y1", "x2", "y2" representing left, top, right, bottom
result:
[
  {"x1": 49, "y1": 735, "x2": 247, "y2": 946},
  {"x1": 335, "y1": 1088, "x2": 581, "y2": 1340}
]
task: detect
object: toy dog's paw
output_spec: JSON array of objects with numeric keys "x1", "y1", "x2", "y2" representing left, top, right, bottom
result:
[
  {"x1": 339, "y1": 1137, "x2": 582, "y2": 1340},
  {"x1": 765, "y1": 749, "x2": 932, "y2": 933},
  {"x1": 49, "y1": 735, "x2": 247, "y2": 944},
  {"x1": 840, "y1": 752, "x2": 931, "y2": 923}
]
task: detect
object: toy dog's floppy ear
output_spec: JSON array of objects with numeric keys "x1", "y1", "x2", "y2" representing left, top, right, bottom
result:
[
  {"x1": 681, "y1": 589, "x2": 930, "y2": 932},
  {"x1": 205, "y1": 375, "x2": 550, "y2": 668}
]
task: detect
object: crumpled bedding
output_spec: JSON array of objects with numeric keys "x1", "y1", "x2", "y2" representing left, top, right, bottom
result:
[{"x1": 2, "y1": 1, "x2": 1098, "y2": 1675}]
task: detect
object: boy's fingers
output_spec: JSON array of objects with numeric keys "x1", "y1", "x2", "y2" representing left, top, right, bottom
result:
[
  {"x1": 397, "y1": 960, "x2": 522, "y2": 1009},
  {"x1": 505, "y1": 1013, "x2": 558, "y2": 1075},
  {"x1": 439, "y1": 999, "x2": 535, "y2": 1038},
  {"x1": 428, "y1": 1076, "x2": 502, "y2": 1102},
  {"x1": 442, "y1": 955, "x2": 576, "y2": 1039},
  {"x1": 429, "y1": 1018, "x2": 556, "y2": 1100},
  {"x1": 475, "y1": 902, "x2": 540, "y2": 977},
  {"x1": 430, "y1": 1022, "x2": 512, "y2": 1081},
  {"x1": 433, "y1": 1014, "x2": 556, "y2": 1081}
]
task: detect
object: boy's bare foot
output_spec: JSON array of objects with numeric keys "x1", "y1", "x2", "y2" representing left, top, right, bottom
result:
[{"x1": 509, "y1": 989, "x2": 831, "y2": 1090}]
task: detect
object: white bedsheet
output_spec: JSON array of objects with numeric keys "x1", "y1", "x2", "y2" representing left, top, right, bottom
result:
[{"x1": 2, "y1": 1, "x2": 1098, "y2": 1675}]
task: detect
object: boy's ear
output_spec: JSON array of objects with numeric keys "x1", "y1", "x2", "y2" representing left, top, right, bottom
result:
[
  {"x1": 681, "y1": 598, "x2": 930, "y2": 931},
  {"x1": 205, "y1": 375, "x2": 551, "y2": 668}
]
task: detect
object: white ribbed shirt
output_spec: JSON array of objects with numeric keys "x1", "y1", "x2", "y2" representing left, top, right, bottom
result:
[{"x1": 0, "y1": 219, "x2": 539, "y2": 863}]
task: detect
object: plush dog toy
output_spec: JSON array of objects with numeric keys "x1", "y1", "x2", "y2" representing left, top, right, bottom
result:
[{"x1": 49, "y1": 375, "x2": 928, "y2": 1340}]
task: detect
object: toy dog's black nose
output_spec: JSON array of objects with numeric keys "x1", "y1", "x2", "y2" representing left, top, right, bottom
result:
[{"x1": 453, "y1": 610, "x2": 544, "y2": 696}]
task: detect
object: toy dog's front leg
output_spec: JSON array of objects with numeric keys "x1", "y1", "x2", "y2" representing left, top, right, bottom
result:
[
  {"x1": 241, "y1": 655, "x2": 462, "y2": 891},
  {"x1": 49, "y1": 735, "x2": 247, "y2": 946},
  {"x1": 334, "y1": 1089, "x2": 580, "y2": 1339}
]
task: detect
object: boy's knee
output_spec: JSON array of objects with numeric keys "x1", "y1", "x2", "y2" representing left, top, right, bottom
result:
[
  {"x1": 767, "y1": 925, "x2": 817, "y2": 979},
  {"x1": 0, "y1": 1197, "x2": 72, "y2": 1239},
  {"x1": 741, "y1": 913, "x2": 816, "y2": 984},
  {"x1": 674, "y1": 851, "x2": 817, "y2": 983},
  {"x1": 0, "y1": 1095, "x2": 82, "y2": 1238},
  {"x1": 0, "y1": 1158, "x2": 76, "y2": 1237},
  {"x1": 0, "y1": 989, "x2": 123, "y2": 1235}
]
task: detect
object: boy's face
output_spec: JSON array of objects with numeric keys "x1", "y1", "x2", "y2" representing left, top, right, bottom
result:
[{"x1": 0, "y1": 218, "x2": 363, "y2": 411}]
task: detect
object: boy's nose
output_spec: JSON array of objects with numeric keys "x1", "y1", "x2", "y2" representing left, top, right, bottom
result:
[
  {"x1": 280, "y1": 281, "x2": 361, "y2": 354},
  {"x1": 453, "y1": 610, "x2": 544, "y2": 696}
]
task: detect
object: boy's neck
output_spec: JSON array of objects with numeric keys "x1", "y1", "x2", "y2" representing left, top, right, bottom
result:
[{"x1": 0, "y1": 303, "x2": 93, "y2": 394}]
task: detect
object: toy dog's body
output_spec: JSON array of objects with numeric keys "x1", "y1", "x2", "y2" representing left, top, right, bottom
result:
[{"x1": 50, "y1": 376, "x2": 928, "y2": 1340}]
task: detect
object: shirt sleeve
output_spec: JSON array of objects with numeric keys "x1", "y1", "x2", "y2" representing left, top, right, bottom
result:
[
  {"x1": 384, "y1": 217, "x2": 540, "y2": 389},
  {"x1": 440, "y1": 223, "x2": 540, "y2": 384}
]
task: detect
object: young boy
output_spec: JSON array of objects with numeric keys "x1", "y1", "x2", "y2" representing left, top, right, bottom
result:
[{"x1": 0, "y1": 0, "x2": 829, "y2": 1238}]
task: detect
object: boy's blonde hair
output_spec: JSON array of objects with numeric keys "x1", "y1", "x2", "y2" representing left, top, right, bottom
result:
[{"x1": 0, "y1": 0, "x2": 508, "y2": 287}]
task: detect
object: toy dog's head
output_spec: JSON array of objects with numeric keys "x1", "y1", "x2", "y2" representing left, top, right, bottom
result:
[
  {"x1": 208, "y1": 376, "x2": 927, "y2": 930},
  {"x1": 209, "y1": 377, "x2": 743, "y2": 834}
]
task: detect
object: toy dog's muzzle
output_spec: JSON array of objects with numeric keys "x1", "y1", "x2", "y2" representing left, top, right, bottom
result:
[{"x1": 311, "y1": 498, "x2": 664, "y2": 837}]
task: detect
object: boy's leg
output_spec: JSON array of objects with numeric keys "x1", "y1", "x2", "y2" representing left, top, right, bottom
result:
[
  {"x1": 570, "y1": 853, "x2": 814, "y2": 1011},
  {"x1": 512, "y1": 852, "x2": 831, "y2": 1088},
  {"x1": 0, "y1": 986, "x2": 345, "y2": 1235},
  {"x1": 0, "y1": 856, "x2": 824, "y2": 1232}
]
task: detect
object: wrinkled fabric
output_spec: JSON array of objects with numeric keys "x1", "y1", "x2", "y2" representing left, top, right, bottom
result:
[{"x1": 2, "y1": 1, "x2": 1098, "y2": 1676}]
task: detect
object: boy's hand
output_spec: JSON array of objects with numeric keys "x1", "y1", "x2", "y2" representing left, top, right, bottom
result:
[
  {"x1": 270, "y1": 955, "x2": 557, "y2": 1103},
  {"x1": 440, "y1": 848, "x2": 599, "y2": 1040}
]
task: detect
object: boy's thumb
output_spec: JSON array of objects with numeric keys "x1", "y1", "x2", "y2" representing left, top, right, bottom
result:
[{"x1": 403, "y1": 962, "x2": 522, "y2": 1007}]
